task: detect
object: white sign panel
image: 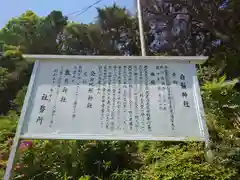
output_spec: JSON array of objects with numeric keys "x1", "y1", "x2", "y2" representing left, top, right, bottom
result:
[{"x1": 20, "y1": 58, "x2": 207, "y2": 141}]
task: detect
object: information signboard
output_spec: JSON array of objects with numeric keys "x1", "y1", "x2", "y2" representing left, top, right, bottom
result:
[{"x1": 18, "y1": 55, "x2": 208, "y2": 141}]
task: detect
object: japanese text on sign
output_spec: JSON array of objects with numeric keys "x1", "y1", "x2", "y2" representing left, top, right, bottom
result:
[{"x1": 20, "y1": 60, "x2": 205, "y2": 141}]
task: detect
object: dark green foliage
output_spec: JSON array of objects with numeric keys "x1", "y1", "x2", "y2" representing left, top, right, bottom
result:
[
  {"x1": 11, "y1": 141, "x2": 140, "y2": 180},
  {"x1": 0, "y1": 50, "x2": 31, "y2": 114}
]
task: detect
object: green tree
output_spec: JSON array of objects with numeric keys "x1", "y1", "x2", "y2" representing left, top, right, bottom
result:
[
  {"x1": 63, "y1": 23, "x2": 102, "y2": 55},
  {"x1": 96, "y1": 4, "x2": 140, "y2": 55}
]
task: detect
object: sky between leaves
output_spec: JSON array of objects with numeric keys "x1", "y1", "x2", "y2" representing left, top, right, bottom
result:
[{"x1": 0, "y1": 0, "x2": 135, "y2": 28}]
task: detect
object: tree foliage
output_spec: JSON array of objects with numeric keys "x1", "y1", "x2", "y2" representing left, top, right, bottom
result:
[{"x1": 0, "y1": 3, "x2": 239, "y2": 180}]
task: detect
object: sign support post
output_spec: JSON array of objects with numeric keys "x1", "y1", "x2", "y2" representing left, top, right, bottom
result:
[
  {"x1": 4, "y1": 61, "x2": 40, "y2": 180},
  {"x1": 137, "y1": 0, "x2": 147, "y2": 56}
]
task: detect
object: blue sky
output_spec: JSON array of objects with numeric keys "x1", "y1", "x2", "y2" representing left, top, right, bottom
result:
[{"x1": 0, "y1": 0, "x2": 135, "y2": 28}]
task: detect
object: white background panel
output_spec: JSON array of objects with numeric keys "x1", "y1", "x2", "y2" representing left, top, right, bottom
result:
[{"x1": 21, "y1": 59, "x2": 204, "y2": 140}]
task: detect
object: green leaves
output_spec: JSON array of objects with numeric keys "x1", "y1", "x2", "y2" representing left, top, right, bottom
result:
[
  {"x1": 0, "y1": 116, "x2": 16, "y2": 142},
  {"x1": 138, "y1": 142, "x2": 237, "y2": 180},
  {"x1": 202, "y1": 75, "x2": 238, "y2": 91},
  {"x1": 78, "y1": 176, "x2": 91, "y2": 180},
  {"x1": 0, "y1": 67, "x2": 8, "y2": 91},
  {"x1": 202, "y1": 75, "x2": 240, "y2": 119}
]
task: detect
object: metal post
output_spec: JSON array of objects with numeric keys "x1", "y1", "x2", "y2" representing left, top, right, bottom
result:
[
  {"x1": 137, "y1": 0, "x2": 147, "y2": 56},
  {"x1": 4, "y1": 61, "x2": 40, "y2": 180},
  {"x1": 4, "y1": 141, "x2": 20, "y2": 180},
  {"x1": 193, "y1": 74, "x2": 213, "y2": 163}
]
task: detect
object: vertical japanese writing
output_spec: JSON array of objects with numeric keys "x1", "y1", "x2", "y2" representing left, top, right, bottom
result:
[
  {"x1": 50, "y1": 66, "x2": 63, "y2": 127},
  {"x1": 123, "y1": 65, "x2": 128, "y2": 129},
  {"x1": 82, "y1": 71, "x2": 88, "y2": 85},
  {"x1": 139, "y1": 65, "x2": 145, "y2": 132},
  {"x1": 72, "y1": 65, "x2": 82, "y2": 120},
  {"x1": 133, "y1": 65, "x2": 139, "y2": 132},
  {"x1": 48, "y1": 68, "x2": 58, "y2": 103},
  {"x1": 116, "y1": 65, "x2": 122, "y2": 130},
  {"x1": 180, "y1": 74, "x2": 190, "y2": 108},
  {"x1": 86, "y1": 69, "x2": 96, "y2": 109},
  {"x1": 172, "y1": 72, "x2": 178, "y2": 85},
  {"x1": 100, "y1": 66, "x2": 107, "y2": 128},
  {"x1": 164, "y1": 66, "x2": 175, "y2": 131},
  {"x1": 71, "y1": 65, "x2": 77, "y2": 119},
  {"x1": 156, "y1": 66, "x2": 162, "y2": 110},
  {"x1": 106, "y1": 66, "x2": 112, "y2": 130},
  {"x1": 37, "y1": 90, "x2": 48, "y2": 125},
  {"x1": 97, "y1": 65, "x2": 103, "y2": 95},
  {"x1": 128, "y1": 65, "x2": 133, "y2": 130},
  {"x1": 110, "y1": 65, "x2": 117, "y2": 131},
  {"x1": 156, "y1": 65, "x2": 167, "y2": 111},
  {"x1": 31, "y1": 62, "x2": 201, "y2": 139},
  {"x1": 61, "y1": 67, "x2": 71, "y2": 103},
  {"x1": 144, "y1": 65, "x2": 151, "y2": 132},
  {"x1": 72, "y1": 65, "x2": 77, "y2": 83},
  {"x1": 77, "y1": 65, "x2": 82, "y2": 82}
]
